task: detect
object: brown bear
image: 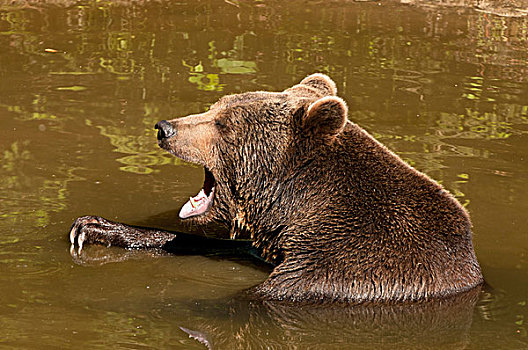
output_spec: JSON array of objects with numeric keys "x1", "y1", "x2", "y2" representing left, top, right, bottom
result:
[{"x1": 70, "y1": 73, "x2": 483, "y2": 303}]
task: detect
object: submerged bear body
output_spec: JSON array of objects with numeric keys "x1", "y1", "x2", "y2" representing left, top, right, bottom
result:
[{"x1": 71, "y1": 74, "x2": 483, "y2": 303}]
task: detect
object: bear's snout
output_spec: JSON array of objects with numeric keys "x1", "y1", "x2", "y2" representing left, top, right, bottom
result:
[{"x1": 155, "y1": 120, "x2": 176, "y2": 140}]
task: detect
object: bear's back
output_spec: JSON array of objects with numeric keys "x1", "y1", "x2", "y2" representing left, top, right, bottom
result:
[{"x1": 268, "y1": 121, "x2": 484, "y2": 302}]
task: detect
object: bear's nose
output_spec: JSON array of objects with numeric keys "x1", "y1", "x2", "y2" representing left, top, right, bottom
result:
[{"x1": 155, "y1": 120, "x2": 175, "y2": 140}]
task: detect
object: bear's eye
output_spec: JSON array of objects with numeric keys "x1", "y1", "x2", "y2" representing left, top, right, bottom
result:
[{"x1": 215, "y1": 119, "x2": 226, "y2": 129}]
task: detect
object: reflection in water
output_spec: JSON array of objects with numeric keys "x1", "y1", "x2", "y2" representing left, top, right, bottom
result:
[
  {"x1": 0, "y1": 139, "x2": 82, "y2": 228},
  {"x1": 0, "y1": 0, "x2": 527, "y2": 349},
  {"x1": 167, "y1": 286, "x2": 483, "y2": 349}
]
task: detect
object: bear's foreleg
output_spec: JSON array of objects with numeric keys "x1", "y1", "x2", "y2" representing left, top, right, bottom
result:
[
  {"x1": 69, "y1": 216, "x2": 176, "y2": 252},
  {"x1": 69, "y1": 215, "x2": 252, "y2": 256}
]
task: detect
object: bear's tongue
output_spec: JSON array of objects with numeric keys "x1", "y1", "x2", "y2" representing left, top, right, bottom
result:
[{"x1": 179, "y1": 188, "x2": 214, "y2": 219}]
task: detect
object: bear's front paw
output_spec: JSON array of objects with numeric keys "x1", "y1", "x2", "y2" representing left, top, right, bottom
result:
[{"x1": 69, "y1": 215, "x2": 111, "y2": 255}]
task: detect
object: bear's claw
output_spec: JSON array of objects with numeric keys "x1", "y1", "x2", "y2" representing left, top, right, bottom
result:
[{"x1": 69, "y1": 215, "x2": 106, "y2": 255}]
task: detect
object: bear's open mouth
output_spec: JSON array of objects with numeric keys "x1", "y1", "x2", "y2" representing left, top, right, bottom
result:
[{"x1": 179, "y1": 167, "x2": 216, "y2": 219}]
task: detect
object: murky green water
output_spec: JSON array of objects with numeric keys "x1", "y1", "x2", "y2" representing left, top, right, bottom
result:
[{"x1": 1, "y1": 0, "x2": 527, "y2": 348}]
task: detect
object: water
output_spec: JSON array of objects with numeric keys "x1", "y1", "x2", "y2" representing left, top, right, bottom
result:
[{"x1": 0, "y1": 0, "x2": 527, "y2": 348}]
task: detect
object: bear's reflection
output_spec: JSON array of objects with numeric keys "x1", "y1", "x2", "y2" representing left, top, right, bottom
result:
[
  {"x1": 172, "y1": 285, "x2": 482, "y2": 349},
  {"x1": 72, "y1": 244, "x2": 485, "y2": 349}
]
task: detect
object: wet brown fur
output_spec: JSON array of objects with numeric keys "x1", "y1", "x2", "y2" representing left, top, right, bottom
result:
[{"x1": 158, "y1": 74, "x2": 484, "y2": 303}]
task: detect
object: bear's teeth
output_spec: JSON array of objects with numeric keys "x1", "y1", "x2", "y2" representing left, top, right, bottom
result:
[{"x1": 179, "y1": 188, "x2": 214, "y2": 219}]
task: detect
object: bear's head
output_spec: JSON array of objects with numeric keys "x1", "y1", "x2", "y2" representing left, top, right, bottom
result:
[{"x1": 155, "y1": 74, "x2": 348, "y2": 235}]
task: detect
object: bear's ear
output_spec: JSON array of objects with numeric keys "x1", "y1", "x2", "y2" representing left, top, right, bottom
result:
[
  {"x1": 286, "y1": 73, "x2": 337, "y2": 97},
  {"x1": 299, "y1": 73, "x2": 337, "y2": 96},
  {"x1": 301, "y1": 96, "x2": 348, "y2": 137}
]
